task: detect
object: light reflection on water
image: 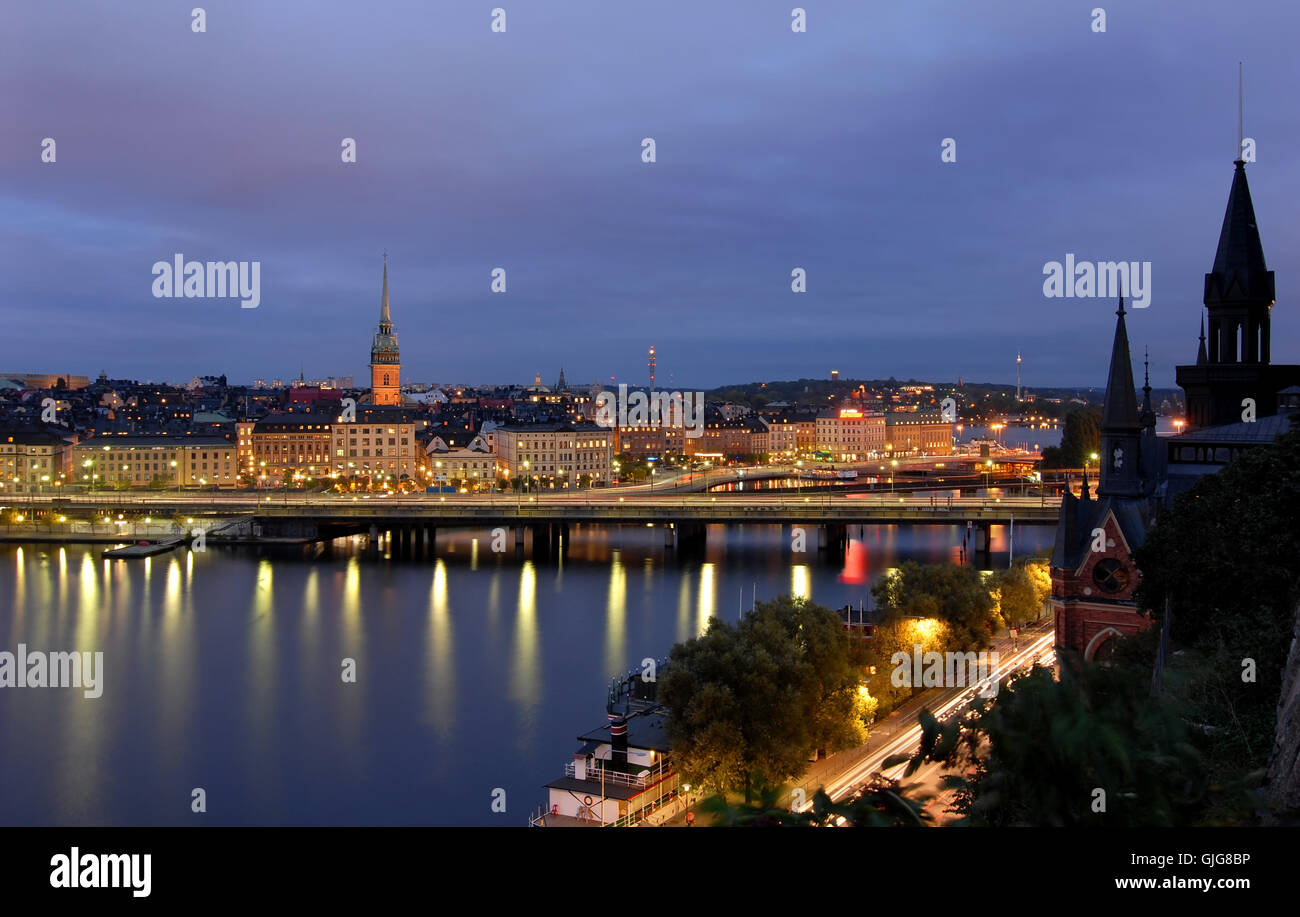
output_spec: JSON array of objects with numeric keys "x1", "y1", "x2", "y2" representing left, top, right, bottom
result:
[{"x1": 0, "y1": 521, "x2": 1052, "y2": 825}]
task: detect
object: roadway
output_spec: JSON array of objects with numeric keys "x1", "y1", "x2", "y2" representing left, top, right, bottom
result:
[
  {"x1": 16, "y1": 490, "x2": 1062, "y2": 526},
  {"x1": 792, "y1": 627, "x2": 1058, "y2": 823}
]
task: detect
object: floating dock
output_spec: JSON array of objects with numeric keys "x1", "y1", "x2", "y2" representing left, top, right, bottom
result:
[{"x1": 103, "y1": 537, "x2": 185, "y2": 558}]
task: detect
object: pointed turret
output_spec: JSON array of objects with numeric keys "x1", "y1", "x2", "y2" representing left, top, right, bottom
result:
[
  {"x1": 1101, "y1": 298, "x2": 1140, "y2": 431},
  {"x1": 1140, "y1": 347, "x2": 1155, "y2": 424},
  {"x1": 1098, "y1": 297, "x2": 1144, "y2": 498},
  {"x1": 1204, "y1": 161, "x2": 1273, "y2": 308},
  {"x1": 1196, "y1": 315, "x2": 1208, "y2": 365}
]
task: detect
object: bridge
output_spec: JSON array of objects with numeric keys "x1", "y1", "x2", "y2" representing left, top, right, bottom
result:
[
  {"x1": 631, "y1": 452, "x2": 1043, "y2": 494},
  {"x1": 5, "y1": 491, "x2": 1061, "y2": 555}
]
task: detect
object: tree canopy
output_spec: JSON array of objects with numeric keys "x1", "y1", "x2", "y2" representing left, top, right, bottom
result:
[
  {"x1": 660, "y1": 595, "x2": 872, "y2": 799},
  {"x1": 1040, "y1": 407, "x2": 1101, "y2": 469},
  {"x1": 870, "y1": 561, "x2": 997, "y2": 651}
]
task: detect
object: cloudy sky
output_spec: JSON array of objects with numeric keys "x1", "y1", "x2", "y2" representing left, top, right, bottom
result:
[{"x1": 3, "y1": 1, "x2": 1297, "y2": 390}]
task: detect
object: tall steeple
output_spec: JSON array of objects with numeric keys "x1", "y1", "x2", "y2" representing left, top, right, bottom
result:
[
  {"x1": 1101, "y1": 297, "x2": 1140, "y2": 430},
  {"x1": 1196, "y1": 315, "x2": 1208, "y2": 365},
  {"x1": 369, "y1": 256, "x2": 402, "y2": 406},
  {"x1": 379, "y1": 255, "x2": 392, "y2": 333},
  {"x1": 1098, "y1": 297, "x2": 1144, "y2": 498},
  {"x1": 1140, "y1": 347, "x2": 1154, "y2": 419}
]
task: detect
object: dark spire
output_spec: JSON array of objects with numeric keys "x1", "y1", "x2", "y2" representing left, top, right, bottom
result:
[
  {"x1": 1101, "y1": 297, "x2": 1141, "y2": 431},
  {"x1": 1204, "y1": 161, "x2": 1274, "y2": 307},
  {"x1": 1140, "y1": 346, "x2": 1154, "y2": 419},
  {"x1": 1196, "y1": 315, "x2": 1208, "y2": 365}
]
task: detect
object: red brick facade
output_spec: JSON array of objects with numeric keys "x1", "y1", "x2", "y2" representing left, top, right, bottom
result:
[{"x1": 1050, "y1": 509, "x2": 1153, "y2": 660}]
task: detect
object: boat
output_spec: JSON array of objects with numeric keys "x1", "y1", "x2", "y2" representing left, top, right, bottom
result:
[{"x1": 530, "y1": 662, "x2": 683, "y2": 826}]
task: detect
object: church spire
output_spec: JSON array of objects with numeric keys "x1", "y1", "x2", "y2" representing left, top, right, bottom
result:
[
  {"x1": 1098, "y1": 296, "x2": 1144, "y2": 498},
  {"x1": 369, "y1": 256, "x2": 402, "y2": 406},
  {"x1": 1196, "y1": 315, "x2": 1208, "y2": 365},
  {"x1": 379, "y1": 254, "x2": 392, "y2": 332},
  {"x1": 1141, "y1": 346, "x2": 1153, "y2": 416},
  {"x1": 1101, "y1": 297, "x2": 1140, "y2": 431}
]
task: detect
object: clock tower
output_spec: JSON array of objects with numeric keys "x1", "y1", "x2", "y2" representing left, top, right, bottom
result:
[{"x1": 369, "y1": 257, "x2": 402, "y2": 406}]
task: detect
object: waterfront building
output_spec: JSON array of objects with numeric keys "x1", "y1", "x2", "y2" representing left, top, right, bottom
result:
[
  {"x1": 73, "y1": 435, "x2": 237, "y2": 489},
  {"x1": 250, "y1": 413, "x2": 335, "y2": 484},
  {"x1": 614, "y1": 423, "x2": 685, "y2": 459},
  {"x1": 815, "y1": 407, "x2": 885, "y2": 460},
  {"x1": 766, "y1": 413, "x2": 818, "y2": 458},
  {"x1": 425, "y1": 434, "x2": 495, "y2": 489},
  {"x1": 884, "y1": 412, "x2": 953, "y2": 456},
  {"x1": 685, "y1": 417, "x2": 753, "y2": 459},
  {"x1": 495, "y1": 422, "x2": 614, "y2": 488},
  {"x1": 0, "y1": 427, "x2": 72, "y2": 493},
  {"x1": 331, "y1": 409, "x2": 422, "y2": 481}
]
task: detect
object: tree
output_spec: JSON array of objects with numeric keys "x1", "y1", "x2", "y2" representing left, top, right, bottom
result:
[
  {"x1": 943, "y1": 657, "x2": 1227, "y2": 826},
  {"x1": 1040, "y1": 408, "x2": 1100, "y2": 469},
  {"x1": 701, "y1": 777, "x2": 933, "y2": 828},
  {"x1": 661, "y1": 595, "x2": 870, "y2": 800},
  {"x1": 991, "y1": 563, "x2": 1040, "y2": 628},
  {"x1": 870, "y1": 561, "x2": 997, "y2": 651},
  {"x1": 1135, "y1": 424, "x2": 1300, "y2": 788},
  {"x1": 861, "y1": 616, "x2": 951, "y2": 718}
]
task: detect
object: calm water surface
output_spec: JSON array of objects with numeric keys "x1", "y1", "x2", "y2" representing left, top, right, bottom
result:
[{"x1": 0, "y1": 522, "x2": 1051, "y2": 825}]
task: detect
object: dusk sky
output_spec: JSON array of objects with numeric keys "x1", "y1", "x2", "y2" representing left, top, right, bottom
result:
[{"x1": 4, "y1": 1, "x2": 1298, "y2": 390}]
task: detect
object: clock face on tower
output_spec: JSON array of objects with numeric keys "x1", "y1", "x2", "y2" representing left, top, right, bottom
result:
[{"x1": 1092, "y1": 558, "x2": 1130, "y2": 594}]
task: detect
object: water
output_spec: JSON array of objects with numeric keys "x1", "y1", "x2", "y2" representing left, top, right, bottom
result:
[
  {"x1": 0, "y1": 522, "x2": 1054, "y2": 826},
  {"x1": 959, "y1": 416, "x2": 1179, "y2": 452}
]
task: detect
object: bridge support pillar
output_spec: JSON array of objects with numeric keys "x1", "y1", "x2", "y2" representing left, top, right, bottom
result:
[
  {"x1": 819, "y1": 524, "x2": 847, "y2": 557},
  {"x1": 663, "y1": 524, "x2": 676, "y2": 549},
  {"x1": 677, "y1": 523, "x2": 706, "y2": 553},
  {"x1": 531, "y1": 524, "x2": 551, "y2": 561},
  {"x1": 368, "y1": 524, "x2": 379, "y2": 557}
]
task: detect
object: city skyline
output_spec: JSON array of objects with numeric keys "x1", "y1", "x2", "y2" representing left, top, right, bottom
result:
[{"x1": 5, "y1": 1, "x2": 1299, "y2": 388}]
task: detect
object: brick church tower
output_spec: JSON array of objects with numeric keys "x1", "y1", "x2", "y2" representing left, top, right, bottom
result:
[
  {"x1": 1049, "y1": 299, "x2": 1157, "y2": 661},
  {"x1": 369, "y1": 258, "x2": 402, "y2": 405}
]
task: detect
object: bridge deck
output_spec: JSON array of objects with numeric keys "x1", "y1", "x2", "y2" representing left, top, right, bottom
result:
[{"x1": 18, "y1": 493, "x2": 1062, "y2": 526}]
